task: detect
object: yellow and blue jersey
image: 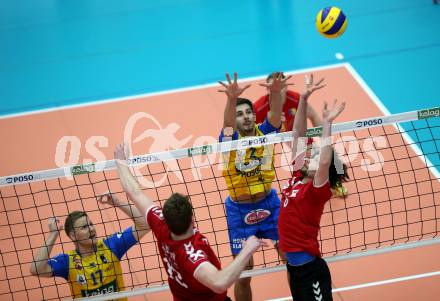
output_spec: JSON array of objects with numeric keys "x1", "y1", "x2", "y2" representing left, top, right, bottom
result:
[
  {"x1": 219, "y1": 119, "x2": 279, "y2": 199},
  {"x1": 48, "y1": 227, "x2": 137, "y2": 300}
]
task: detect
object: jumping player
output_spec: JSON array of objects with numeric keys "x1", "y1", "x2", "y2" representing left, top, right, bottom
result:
[
  {"x1": 114, "y1": 143, "x2": 267, "y2": 301},
  {"x1": 254, "y1": 71, "x2": 347, "y2": 197},
  {"x1": 278, "y1": 74, "x2": 349, "y2": 301},
  {"x1": 218, "y1": 72, "x2": 324, "y2": 301}
]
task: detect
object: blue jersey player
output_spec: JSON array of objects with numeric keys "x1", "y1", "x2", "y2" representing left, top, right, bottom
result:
[{"x1": 30, "y1": 193, "x2": 150, "y2": 300}]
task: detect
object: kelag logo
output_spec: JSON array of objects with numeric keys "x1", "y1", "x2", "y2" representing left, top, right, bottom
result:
[
  {"x1": 306, "y1": 127, "x2": 323, "y2": 137},
  {"x1": 355, "y1": 118, "x2": 383, "y2": 128},
  {"x1": 418, "y1": 107, "x2": 440, "y2": 119},
  {"x1": 188, "y1": 145, "x2": 212, "y2": 157},
  {"x1": 71, "y1": 163, "x2": 95, "y2": 176}
]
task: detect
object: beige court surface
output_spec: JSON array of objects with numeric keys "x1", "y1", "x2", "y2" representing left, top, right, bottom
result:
[{"x1": 1, "y1": 66, "x2": 439, "y2": 300}]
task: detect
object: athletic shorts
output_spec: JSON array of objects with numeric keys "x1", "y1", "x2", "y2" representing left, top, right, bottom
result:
[
  {"x1": 287, "y1": 257, "x2": 333, "y2": 301},
  {"x1": 225, "y1": 189, "x2": 280, "y2": 255}
]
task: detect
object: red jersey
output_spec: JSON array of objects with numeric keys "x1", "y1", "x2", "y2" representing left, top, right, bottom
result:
[
  {"x1": 278, "y1": 172, "x2": 332, "y2": 257},
  {"x1": 147, "y1": 206, "x2": 226, "y2": 301},
  {"x1": 254, "y1": 90, "x2": 300, "y2": 131}
]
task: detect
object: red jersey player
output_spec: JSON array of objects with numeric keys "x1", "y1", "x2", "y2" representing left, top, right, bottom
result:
[
  {"x1": 114, "y1": 143, "x2": 267, "y2": 301},
  {"x1": 278, "y1": 74, "x2": 349, "y2": 301},
  {"x1": 255, "y1": 71, "x2": 347, "y2": 198}
]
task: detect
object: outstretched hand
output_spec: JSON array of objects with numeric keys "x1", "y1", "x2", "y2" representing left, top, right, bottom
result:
[
  {"x1": 259, "y1": 73, "x2": 294, "y2": 93},
  {"x1": 302, "y1": 73, "x2": 325, "y2": 99},
  {"x1": 48, "y1": 217, "x2": 63, "y2": 233},
  {"x1": 97, "y1": 192, "x2": 118, "y2": 207},
  {"x1": 114, "y1": 143, "x2": 129, "y2": 163},
  {"x1": 322, "y1": 99, "x2": 346, "y2": 123},
  {"x1": 218, "y1": 72, "x2": 251, "y2": 100}
]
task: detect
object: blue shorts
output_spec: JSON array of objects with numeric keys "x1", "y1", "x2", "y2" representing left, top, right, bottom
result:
[{"x1": 225, "y1": 189, "x2": 281, "y2": 255}]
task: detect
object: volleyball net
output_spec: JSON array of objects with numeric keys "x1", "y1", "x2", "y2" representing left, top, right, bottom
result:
[{"x1": 0, "y1": 107, "x2": 439, "y2": 300}]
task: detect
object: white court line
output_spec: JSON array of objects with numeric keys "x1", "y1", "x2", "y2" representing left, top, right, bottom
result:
[
  {"x1": 344, "y1": 63, "x2": 440, "y2": 180},
  {"x1": 266, "y1": 270, "x2": 440, "y2": 301},
  {"x1": 0, "y1": 63, "x2": 348, "y2": 119},
  {"x1": 343, "y1": 63, "x2": 391, "y2": 115}
]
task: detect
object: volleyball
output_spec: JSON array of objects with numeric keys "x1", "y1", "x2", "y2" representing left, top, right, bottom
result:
[{"x1": 316, "y1": 6, "x2": 347, "y2": 38}]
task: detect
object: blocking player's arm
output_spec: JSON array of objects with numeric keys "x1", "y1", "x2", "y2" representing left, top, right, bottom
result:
[
  {"x1": 30, "y1": 217, "x2": 61, "y2": 277},
  {"x1": 114, "y1": 143, "x2": 154, "y2": 220},
  {"x1": 291, "y1": 74, "x2": 325, "y2": 163},
  {"x1": 218, "y1": 72, "x2": 251, "y2": 131},
  {"x1": 261, "y1": 73, "x2": 291, "y2": 129},
  {"x1": 314, "y1": 100, "x2": 345, "y2": 187},
  {"x1": 193, "y1": 236, "x2": 266, "y2": 293},
  {"x1": 97, "y1": 193, "x2": 150, "y2": 241}
]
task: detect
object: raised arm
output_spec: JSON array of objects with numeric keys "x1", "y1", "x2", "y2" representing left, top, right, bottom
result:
[
  {"x1": 218, "y1": 72, "x2": 251, "y2": 130},
  {"x1": 314, "y1": 99, "x2": 345, "y2": 187},
  {"x1": 291, "y1": 74, "x2": 325, "y2": 164},
  {"x1": 114, "y1": 143, "x2": 154, "y2": 219},
  {"x1": 97, "y1": 192, "x2": 150, "y2": 241},
  {"x1": 193, "y1": 236, "x2": 267, "y2": 293},
  {"x1": 260, "y1": 73, "x2": 293, "y2": 128},
  {"x1": 30, "y1": 217, "x2": 62, "y2": 277}
]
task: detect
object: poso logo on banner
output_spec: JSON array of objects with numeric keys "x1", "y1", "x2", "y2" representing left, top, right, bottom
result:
[
  {"x1": 240, "y1": 136, "x2": 268, "y2": 148},
  {"x1": 128, "y1": 155, "x2": 160, "y2": 165},
  {"x1": 355, "y1": 118, "x2": 383, "y2": 128},
  {"x1": 5, "y1": 174, "x2": 35, "y2": 184}
]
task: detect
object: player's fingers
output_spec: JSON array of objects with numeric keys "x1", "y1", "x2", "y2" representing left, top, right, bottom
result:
[
  {"x1": 305, "y1": 74, "x2": 310, "y2": 86},
  {"x1": 283, "y1": 75, "x2": 292, "y2": 82},
  {"x1": 218, "y1": 81, "x2": 228, "y2": 88},
  {"x1": 339, "y1": 101, "x2": 346, "y2": 111},
  {"x1": 242, "y1": 84, "x2": 251, "y2": 91},
  {"x1": 311, "y1": 84, "x2": 325, "y2": 92},
  {"x1": 57, "y1": 219, "x2": 64, "y2": 230},
  {"x1": 225, "y1": 73, "x2": 232, "y2": 84},
  {"x1": 315, "y1": 77, "x2": 325, "y2": 86}
]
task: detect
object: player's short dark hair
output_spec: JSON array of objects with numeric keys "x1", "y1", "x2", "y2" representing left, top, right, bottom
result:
[
  {"x1": 236, "y1": 97, "x2": 254, "y2": 113},
  {"x1": 329, "y1": 150, "x2": 350, "y2": 189},
  {"x1": 163, "y1": 193, "x2": 194, "y2": 235},
  {"x1": 266, "y1": 71, "x2": 286, "y2": 82},
  {"x1": 64, "y1": 211, "x2": 87, "y2": 237}
]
